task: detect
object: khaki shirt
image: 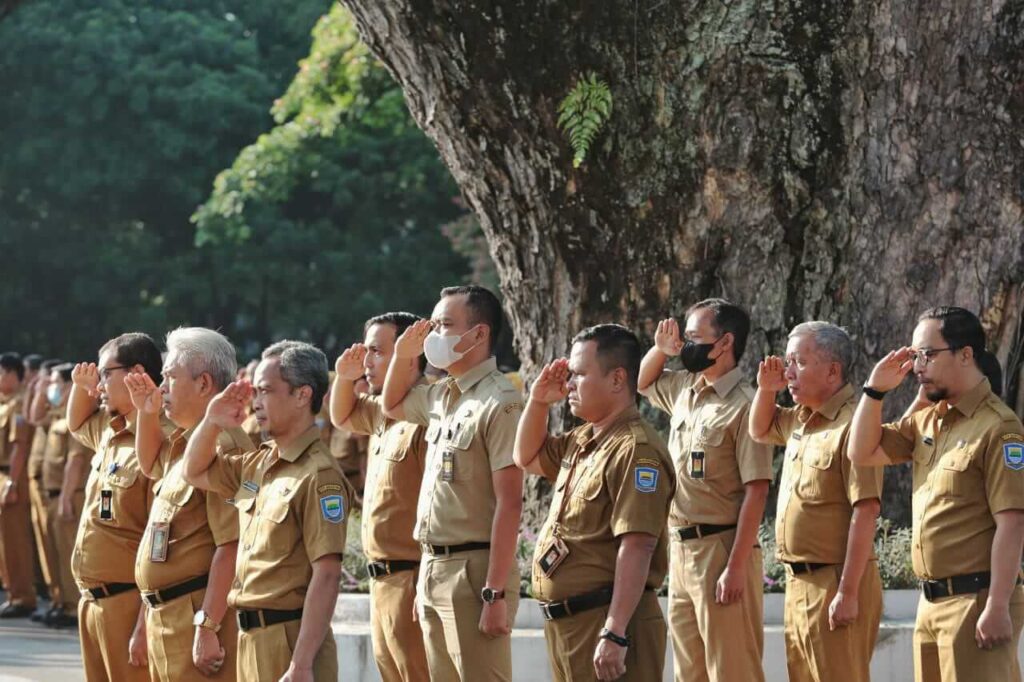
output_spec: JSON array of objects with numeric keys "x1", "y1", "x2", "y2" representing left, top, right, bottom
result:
[
  {"x1": 0, "y1": 391, "x2": 25, "y2": 467},
  {"x1": 135, "y1": 426, "x2": 252, "y2": 592},
  {"x1": 641, "y1": 367, "x2": 773, "y2": 526},
  {"x1": 70, "y1": 410, "x2": 173, "y2": 587},
  {"x1": 531, "y1": 408, "x2": 675, "y2": 602},
  {"x1": 42, "y1": 416, "x2": 92, "y2": 492},
  {"x1": 764, "y1": 384, "x2": 883, "y2": 564},
  {"x1": 204, "y1": 425, "x2": 352, "y2": 610},
  {"x1": 346, "y1": 393, "x2": 426, "y2": 562},
  {"x1": 401, "y1": 357, "x2": 523, "y2": 545},
  {"x1": 28, "y1": 406, "x2": 58, "y2": 481},
  {"x1": 879, "y1": 378, "x2": 1024, "y2": 579}
]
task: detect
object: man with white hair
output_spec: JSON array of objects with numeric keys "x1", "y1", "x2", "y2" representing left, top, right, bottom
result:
[
  {"x1": 125, "y1": 327, "x2": 254, "y2": 681},
  {"x1": 748, "y1": 321, "x2": 883, "y2": 682}
]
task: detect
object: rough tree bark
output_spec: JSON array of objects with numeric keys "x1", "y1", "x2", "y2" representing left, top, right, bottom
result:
[{"x1": 342, "y1": 0, "x2": 1024, "y2": 528}]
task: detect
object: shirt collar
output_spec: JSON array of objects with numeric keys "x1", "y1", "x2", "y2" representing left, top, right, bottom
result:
[
  {"x1": 277, "y1": 424, "x2": 322, "y2": 463},
  {"x1": 453, "y1": 356, "x2": 498, "y2": 393},
  {"x1": 108, "y1": 413, "x2": 134, "y2": 437},
  {"x1": 574, "y1": 406, "x2": 642, "y2": 449},
  {"x1": 951, "y1": 377, "x2": 991, "y2": 419},
  {"x1": 695, "y1": 366, "x2": 744, "y2": 399},
  {"x1": 813, "y1": 383, "x2": 855, "y2": 422}
]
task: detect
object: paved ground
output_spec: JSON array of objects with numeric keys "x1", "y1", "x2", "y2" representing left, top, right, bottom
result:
[{"x1": 0, "y1": 595, "x2": 83, "y2": 682}]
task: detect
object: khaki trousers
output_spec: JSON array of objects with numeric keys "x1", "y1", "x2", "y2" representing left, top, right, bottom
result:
[
  {"x1": 146, "y1": 586, "x2": 238, "y2": 682},
  {"x1": 78, "y1": 587, "x2": 151, "y2": 682},
  {"x1": 49, "y1": 490, "x2": 84, "y2": 611},
  {"x1": 668, "y1": 529, "x2": 764, "y2": 682},
  {"x1": 237, "y1": 616, "x2": 337, "y2": 682},
  {"x1": 0, "y1": 470, "x2": 37, "y2": 607},
  {"x1": 913, "y1": 585, "x2": 1024, "y2": 682},
  {"x1": 784, "y1": 561, "x2": 882, "y2": 682},
  {"x1": 544, "y1": 589, "x2": 666, "y2": 681},
  {"x1": 417, "y1": 548, "x2": 520, "y2": 682},
  {"x1": 370, "y1": 568, "x2": 429, "y2": 682},
  {"x1": 29, "y1": 479, "x2": 59, "y2": 601}
]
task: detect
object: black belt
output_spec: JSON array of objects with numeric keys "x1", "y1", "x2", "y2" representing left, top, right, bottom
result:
[
  {"x1": 83, "y1": 582, "x2": 137, "y2": 601},
  {"x1": 674, "y1": 524, "x2": 736, "y2": 541},
  {"x1": 47, "y1": 489, "x2": 61, "y2": 498},
  {"x1": 785, "y1": 561, "x2": 834, "y2": 576},
  {"x1": 539, "y1": 587, "x2": 614, "y2": 621},
  {"x1": 367, "y1": 559, "x2": 419, "y2": 579},
  {"x1": 920, "y1": 571, "x2": 1021, "y2": 602},
  {"x1": 0, "y1": 465, "x2": 9, "y2": 474},
  {"x1": 237, "y1": 607, "x2": 304, "y2": 631},
  {"x1": 422, "y1": 541, "x2": 490, "y2": 557},
  {"x1": 142, "y1": 574, "x2": 209, "y2": 607}
]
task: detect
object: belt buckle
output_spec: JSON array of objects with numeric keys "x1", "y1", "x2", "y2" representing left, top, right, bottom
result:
[
  {"x1": 694, "y1": 525, "x2": 704, "y2": 539},
  {"x1": 381, "y1": 560, "x2": 391, "y2": 575},
  {"x1": 922, "y1": 581, "x2": 936, "y2": 601},
  {"x1": 541, "y1": 603, "x2": 553, "y2": 621},
  {"x1": 81, "y1": 588, "x2": 95, "y2": 602}
]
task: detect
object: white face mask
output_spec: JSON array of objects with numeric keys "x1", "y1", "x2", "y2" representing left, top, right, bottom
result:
[{"x1": 424, "y1": 327, "x2": 481, "y2": 370}]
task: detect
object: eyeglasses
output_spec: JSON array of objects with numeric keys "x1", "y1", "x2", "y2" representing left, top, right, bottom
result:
[
  {"x1": 99, "y1": 365, "x2": 129, "y2": 381},
  {"x1": 908, "y1": 348, "x2": 957, "y2": 366}
]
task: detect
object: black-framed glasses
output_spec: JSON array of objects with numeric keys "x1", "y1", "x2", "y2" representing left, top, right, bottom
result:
[
  {"x1": 99, "y1": 365, "x2": 129, "y2": 381},
  {"x1": 909, "y1": 348, "x2": 957, "y2": 366}
]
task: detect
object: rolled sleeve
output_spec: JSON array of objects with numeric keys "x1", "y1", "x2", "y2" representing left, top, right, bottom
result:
[{"x1": 301, "y1": 469, "x2": 350, "y2": 563}]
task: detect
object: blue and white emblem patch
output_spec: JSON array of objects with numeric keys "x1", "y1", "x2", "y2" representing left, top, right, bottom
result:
[
  {"x1": 635, "y1": 466, "x2": 659, "y2": 493},
  {"x1": 1003, "y1": 443, "x2": 1024, "y2": 471},
  {"x1": 320, "y1": 495, "x2": 345, "y2": 523}
]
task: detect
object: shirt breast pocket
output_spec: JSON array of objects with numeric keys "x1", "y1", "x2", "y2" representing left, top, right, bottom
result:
[
  {"x1": 104, "y1": 467, "x2": 139, "y2": 526},
  {"x1": 933, "y1": 451, "x2": 971, "y2": 497},
  {"x1": 446, "y1": 421, "x2": 476, "y2": 481},
  {"x1": 694, "y1": 426, "x2": 728, "y2": 480},
  {"x1": 565, "y1": 470, "x2": 604, "y2": 530},
  {"x1": 797, "y1": 448, "x2": 834, "y2": 499}
]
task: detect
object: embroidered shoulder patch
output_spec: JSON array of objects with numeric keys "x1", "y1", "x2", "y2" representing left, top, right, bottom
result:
[
  {"x1": 634, "y1": 466, "x2": 658, "y2": 493},
  {"x1": 1003, "y1": 442, "x2": 1024, "y2": 471},
  {"x1": 317, "y1": 483, "x2": 342, "y2": 494},
  {"x1": 320, "y1": 495, "x2": 345, "y2": 523},
  {"x1": 636, "y1": 458, "x2": 661, "y2": 468}
]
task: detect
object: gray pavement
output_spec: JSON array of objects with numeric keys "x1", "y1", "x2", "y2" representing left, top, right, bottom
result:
[{"x1": 0, "y1": 596, "x2": 83, "y2": 682}]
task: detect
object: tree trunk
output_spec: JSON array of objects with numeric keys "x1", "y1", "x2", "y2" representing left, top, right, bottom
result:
[{"x1": 341, "y1": 0, "x2": 1024, "y2": 528}]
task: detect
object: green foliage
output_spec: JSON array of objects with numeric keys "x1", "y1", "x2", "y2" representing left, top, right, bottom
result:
[
  {"x1": 874, "y1": 518, "x2": 917, "y2": 590},
  {"x1": 557, "y1": 72, "x2": 613, "y2": 168}
]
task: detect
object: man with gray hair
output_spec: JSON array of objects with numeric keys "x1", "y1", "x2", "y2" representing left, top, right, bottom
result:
[
  {"x1": 183, "y1": 340, "x2": 353, "y2": 682},
  {"x1": 748, "y1": 322, "x2": 883, "y2": 682},
  {"x1": 124, "y1": 327, "x2": 254, "y2": 681}
]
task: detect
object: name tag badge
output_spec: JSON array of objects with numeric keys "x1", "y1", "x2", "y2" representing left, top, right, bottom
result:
[
  {"x1": 100, "y1": 490, "x2": 113, "y2": 520},
  {"x1": 690, "y1": 451, "x2": 705, "y2": 479},
  {"x1": 537, "y1": 535, "x2": 570, "y2": 578},
  {"x1": 441, "y1": 449, "x2": 455, "y2": 483},
  {"x1": 149, "y1": 522, "x2": 169, "y2": 562}
]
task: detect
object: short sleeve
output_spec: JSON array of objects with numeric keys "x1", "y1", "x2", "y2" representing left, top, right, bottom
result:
[
  {"x1": 68, "y1": 438, "x2": 92, "y2": 462},
  {"x1": 71, "y1": 410, "x2": 106, "y2": 451},
  {"x1": 537, "y1": 431, "x2": 575, "y2": 481},
  {"x1": 764, "y1": 406, "x2": 798, "y2": 447},
  {"x1": 984, "y1": 426, "x2": 1024, "y2": 515},
  {"x1": 607, "y1": 445, "x2": 673, "y2": 538},
  {"x1": 734, "y1": 407, "x2": 774, "y2": 482},
  {"x1": 484, "y1": 398, "x2": 523, "y2": 472},
  {"x1": 879, "y1": 414, "x2": 918, "y2": 464},
  {"x1": 203, "y1": 450, "x2": 246, "y2": 499},
  {"x1": 837, "y1": 430, "x2": 884, "y2": 504},
  {"x1": 346, "y1": 395, "x2": 385, "y2": 436},
  {"x1": 301, "y1": 468, "x2": 350, "y2": 562},
  {"x1": 206, "y1": 491, "x2": 239, "y2": 545},
  {"x1": 640, "y1": 370, "x2": 690, "y2": 414},
  {"x1": 401, "y1": 383, "x2": 438, "y2": 427}
]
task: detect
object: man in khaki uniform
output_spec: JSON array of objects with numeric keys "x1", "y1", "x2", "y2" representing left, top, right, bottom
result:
[
  {"x1": 850, "y1": 306, "x2": 1024, "y2": 682},
  {"x1": 0, "y1": 352, "x2": 37, "y2": 618},
  {"x1": 39, "y1": 363, "x2": 92, "y2": 628},
  {"x1": 381, "y1": 285, "x2": 523, "y2": 682},
  {"x1": 184, "y1": 340, "x2": 353, "y2": 682},
  {"x1": 749, "y1": 322, "x2": 883, "y2": 682},
  {"x1": 516, "y1": 325, "x2": 675, "y2": 681},
  {"x1": 27, "y1": 358, "x2": 63, "y2": 621},
  {"x1": 125, "y1": 327, "x2": 253, "y2": 681},
  {"x1": 638, "y1": 300, "x2": 772, "y2": 682},
  {"x1": 68, "y1": 332, "x2": 167, "y2": 681},
  {"x1": 331, "y1": 312, "x2": 430, "y2": 682}
]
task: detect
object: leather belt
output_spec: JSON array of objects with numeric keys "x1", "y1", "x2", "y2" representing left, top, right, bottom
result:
[
  {"x1": 237, "y1": 607, "x2": 303, "y2": 631},
  {"x1": 674, "y1": 524, "x2": 736, "y2": 541},
  {"x1": 920, "y1": 571, "x2": 1021, "y2": 602},
  {"x1": 422, "y1": 541, "x2": 490, "y2": 557},
  {"x1": 367, "y1": 559, "x2": 420, "y2": 579},
  {"x1": 142, "y1": 574, "x2": 209, "y2": 607},
  {"x1": 539, "y1": 587, "x2": 614, "y2": 621},
  {"x1": 784, "y1": 561, "x2": 834, "y2": 576},
  {"x1": 82, "y1": 582, "x2": 137, "y2": 601}
]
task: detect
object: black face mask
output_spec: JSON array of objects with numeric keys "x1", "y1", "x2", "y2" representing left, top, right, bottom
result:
[{"x1": 681, "y1": 339, "x2": 720, "y2": 373}]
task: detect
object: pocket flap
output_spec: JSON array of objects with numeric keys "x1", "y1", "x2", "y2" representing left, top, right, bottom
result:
[
  {"x1": 699, "y1": 427, "x2": 726, "y2": 447},
  {"x1": 106, "y1": 467, "x2": 139, "y2": 488},
  {"x1": 941, "y1": 452, "x2": 971, "y2": 472},
  {"x1": 448, "y1": 422, "x2": 474, "y2": 450},
  {"x1": 804, "y1": 447, "x2": 834, "y2": 470},
  {"x1": 425, "y1": 423, "x2": 442, "y2": 444}
]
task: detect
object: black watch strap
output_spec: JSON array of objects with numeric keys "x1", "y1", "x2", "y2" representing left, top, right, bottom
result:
[
  {"x1": 862, "y1": 385, "x2": 887, "y2": 401},
  {"x1": 599, "y1": 627, "x2": 630, "y2": 647}
]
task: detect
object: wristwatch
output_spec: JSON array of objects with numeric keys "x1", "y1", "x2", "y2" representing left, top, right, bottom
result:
[
  {"x1": 862, "y1": 385, "x2": 887, "y2": 401},
  {"x1": 599, "y1": 627, "x2": 630, "y2": 647},
  {"x1": 480, "y1": 587, "x2": 506, "y2": 604},
  {"x1": 193, "y1": 609, "x2": 221, "y2": 633}
]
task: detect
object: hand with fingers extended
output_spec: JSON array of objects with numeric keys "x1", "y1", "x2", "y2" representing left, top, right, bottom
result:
[
  {"x1": 866, "y1": 347, "x2": 914, "y2": 393},
  {"x1": 205, "y1": 381, "x2": 253, "y2": 429},
  {"x1": 757, "y1": 356, "x2": 787, "y2": 392},
  {"x1": 395, "y1": 319, "x2": 432, "y2": 359},
  {"x1": 654, "y1": 318, "x2": 684, "y2": 357},
  {"x1": 529, "y1": 358, "x2": 570, "y2": 406},
  {"x1": 335, "y1": 344, "x2": 368, "y2": 381},
  {"x1": 72, "y1": 363, "x2": 101, "y2": 398},
  {"x1": 124, "y1": 373, "x2": 163, "y2": 415}
]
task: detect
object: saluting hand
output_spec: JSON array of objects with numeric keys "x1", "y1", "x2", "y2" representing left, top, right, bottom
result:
[
  {"x1": 529, "y1": 358, "x2": 570, "y2": 405},
  {"x1": 394, "y1": 319, "x2": 432, "y2": 359},
  {"x1": 757, "y1": 356, "x2": 787, "y2": 392},
  {"x1": 124, "y1": 373, "x2": 163, "y2": 415},
  {"x1": 866, "y1": 347, "x2": 914, "y2": 392},
  {"x1": 206, "y1": 381, "x2": 253, "y2": 429},
  {"x1": 334, "y1": 344, "x2": 368, "y2": 381},
  {"x1": 654, "y1": 318, "x2": 684, "y2": 357},
  {"x1": 71, "y1": 363, "x2": 101, "y2": 398}
]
